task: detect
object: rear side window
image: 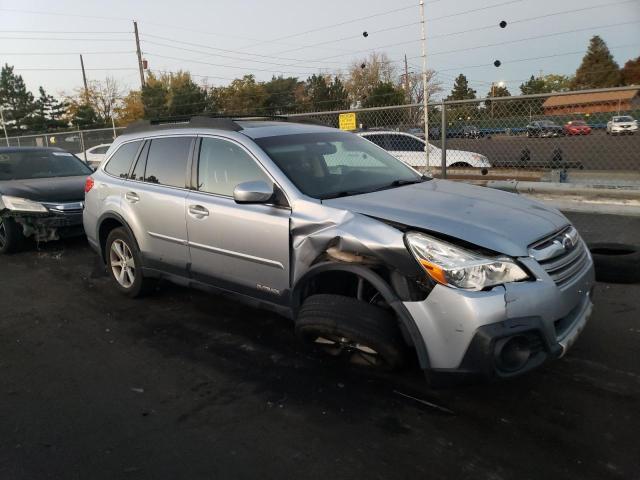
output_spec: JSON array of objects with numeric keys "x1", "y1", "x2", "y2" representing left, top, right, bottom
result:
[
  {"x1": 144, "y1": 137, "x2": 194, "y2": 188},
  {"x1": 363, "y1": 134, "x2": 387, "y2": 149},
  {"x1": 197, "y1": 137, "x2": 270, "y2": 196},
  {"x1": 104, "y1": 141, "x2": 142, "y2": 178},
  {"x1": 387, "y1": 135, "x2": 424, "y2": 152}
]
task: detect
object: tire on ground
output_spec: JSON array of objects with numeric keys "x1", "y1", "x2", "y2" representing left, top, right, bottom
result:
[
  {"x1": 105, "y1": 227, "x2": 155, "y2": 297},
  {"x1": 0, "y1": 216, "x2": 25, "y2": 254},
  {"x1": 588, "y1": 242, "x2": 640, "y2": 284},
  {"x1": 296, "y1": 294, "x2": 405, "y2": 371}
]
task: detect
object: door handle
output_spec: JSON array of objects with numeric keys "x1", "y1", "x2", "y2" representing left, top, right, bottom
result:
[
  {"x1": 125, "y1": 192, "x2": 140, "y2": 203},
  {"x1": 188, "y1": 204, "x2": 209, "y2": 218}
]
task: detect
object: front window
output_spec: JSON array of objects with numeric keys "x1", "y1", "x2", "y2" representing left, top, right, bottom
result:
[
  {"x1": 254, "y1": 132, "x2": 424, "y2": 200},
  {"x1": 0, "y1": 149, "x2": 92, "y2": 181}
]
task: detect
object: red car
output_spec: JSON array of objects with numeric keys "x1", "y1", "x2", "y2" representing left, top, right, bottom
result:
[{"x1": 563, "y1": 120, "x2": 592, "y2": 135}]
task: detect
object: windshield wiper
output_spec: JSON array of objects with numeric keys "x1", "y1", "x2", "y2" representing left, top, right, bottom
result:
[
  {"x1": 371, "y1": 177, "x2": 428, "y2": 192},
  {"x1": 320, "y1": 190, "x2": 366, "y2": 199}
]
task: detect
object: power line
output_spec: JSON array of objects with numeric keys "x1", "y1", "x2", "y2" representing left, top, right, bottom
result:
[
  {"x1": 0, "y1": 51, "x2": 135, "y2": 56},
  {"x1": 0, "y1": 37, "x2": 131, "y2": 42},
  {"x1": 0, "y1": 30, "x2": 131, "y2": 34}
]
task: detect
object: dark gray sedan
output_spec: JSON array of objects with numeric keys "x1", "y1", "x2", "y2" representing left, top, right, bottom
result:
[{"x1": 0, "y1": 147, "x2": 92, "y2": 253}]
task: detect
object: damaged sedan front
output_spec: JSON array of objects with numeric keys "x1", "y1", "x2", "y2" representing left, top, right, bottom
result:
[{"x1": 0, "y1": 147, "x2": 92, "y2": 253}]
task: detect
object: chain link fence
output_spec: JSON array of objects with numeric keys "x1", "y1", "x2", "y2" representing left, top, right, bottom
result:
[{"x1": 286, "y1": 86, "x2": 640, "y2": 185}]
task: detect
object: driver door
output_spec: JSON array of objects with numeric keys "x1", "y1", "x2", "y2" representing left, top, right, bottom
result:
[{"x1": 185, "y1": 136, "x2": 291, "y2": 302}]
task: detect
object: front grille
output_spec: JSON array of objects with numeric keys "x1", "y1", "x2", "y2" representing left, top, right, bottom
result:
[{"x1": 529, "y1": 227, "x2": 590, "y2": 287}]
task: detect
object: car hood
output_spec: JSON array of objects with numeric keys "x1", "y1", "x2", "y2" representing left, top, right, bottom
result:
[
  {"x1": 0, "y1": 176, "x2": 86, "y2": 203},
  {"x1": 323, "y1": 180, "x2": 569, "y2": 257}
]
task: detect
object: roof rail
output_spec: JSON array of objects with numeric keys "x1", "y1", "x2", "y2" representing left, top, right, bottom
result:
[
  {"x1": 124, "y1": 116, "x2": 243, "y2": 134},
  {"x1": 123, "y1": 113, "x2": 329, "y2": 134}
]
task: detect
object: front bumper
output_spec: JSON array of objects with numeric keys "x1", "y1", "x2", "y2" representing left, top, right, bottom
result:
[
  {"x1": 6, "y1": 210, "x2": 84, "y2": 242},
  {"x1": 611, "y1": 125, "x2": 637, "y2": 133},
  {"x1": 403, "y1": 255, "x2": 595, "y2": 379}
]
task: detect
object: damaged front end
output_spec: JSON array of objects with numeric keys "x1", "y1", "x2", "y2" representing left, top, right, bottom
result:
[{"x1": 1, "y1": 197, "x2": 85, "y2": 243}]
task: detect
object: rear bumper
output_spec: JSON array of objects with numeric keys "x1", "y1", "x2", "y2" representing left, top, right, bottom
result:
[{"x1": 403, "y1": 258, "x2": 595, "y2": 380}]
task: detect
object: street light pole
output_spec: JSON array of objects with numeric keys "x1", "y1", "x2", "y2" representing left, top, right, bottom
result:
[{"x1": 419, "y1": 0, "x2": 430, "y2": 172}]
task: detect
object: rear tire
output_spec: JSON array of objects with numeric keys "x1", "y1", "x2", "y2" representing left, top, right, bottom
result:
[
  {"x1": 105, "y1": 227, "x2": 155, "y2": 297},
  {"x1": 449, "y1": 162, "x2": 472, "y2": 168},
  {"x1": 296, "y1": 294, "x2": 405, "y2": 371},
  {"x1": 0, "y1": 216, "x2": 25, "y2": 254}
]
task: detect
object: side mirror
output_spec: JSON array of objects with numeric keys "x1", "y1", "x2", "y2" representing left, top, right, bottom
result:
[{"x1": 233, "y1": 180, "x2": 275, "y2": 204}]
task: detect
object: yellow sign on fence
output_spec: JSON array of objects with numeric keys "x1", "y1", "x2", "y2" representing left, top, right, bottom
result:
[{"x1": 338, "y1": 112, "x2": 357, "y2": 131}]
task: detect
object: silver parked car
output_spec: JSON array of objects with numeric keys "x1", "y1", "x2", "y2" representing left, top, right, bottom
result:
[{"x1": 83, "y1": 117, "x2": 594, "y2": 381}]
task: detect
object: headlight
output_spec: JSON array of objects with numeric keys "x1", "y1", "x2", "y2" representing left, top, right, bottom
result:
[
  {"x1": 0, "y1": 195, "x2": 48, "y2": 213},
  {"x1": 405, "y1": 232, "x2": 529, "y2": 291}
]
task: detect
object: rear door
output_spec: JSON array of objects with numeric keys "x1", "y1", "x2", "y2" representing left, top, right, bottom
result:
[
  {"x1": 121, "y1": 135, "x2": 195, "y2": 275},
  {"x1": 386, "y1": 133, "x2": 438, "y2": 167},
  {"x1": 185, "y1": 136, "x2": 291, "y2": 301}
]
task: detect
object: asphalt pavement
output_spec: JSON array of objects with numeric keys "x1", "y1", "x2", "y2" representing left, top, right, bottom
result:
[
  {"x1": 0, "y1": 212, "x2": 639, "y2": 480},
  {"x1": 446, "y1": 130, "x2": 639, "y2": 171}
]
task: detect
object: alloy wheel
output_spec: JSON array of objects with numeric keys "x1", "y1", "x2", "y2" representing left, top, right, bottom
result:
[{"x1": 110, "y1": 239, "x2": 136, "y2": 288}]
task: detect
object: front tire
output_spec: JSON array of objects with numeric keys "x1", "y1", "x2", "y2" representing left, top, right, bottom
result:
[
  {"x1": 105, "y1": 227, "x2": 153, "y2": 297},
  {"x1": 296, "y1": 294, "x2": 405, "y2": 371},
  {"x1": 0, "y1": 217, "x2": 25, "y2": 254}
]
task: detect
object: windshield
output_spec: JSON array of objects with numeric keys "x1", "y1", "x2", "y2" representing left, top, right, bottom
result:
[
  {"x1": 540, "y1": 120, "x2": 558, "y2": 126},
  {"x1": 254, "y1": 131, "x2": 424, "y2": 199},
  {"x1": 614, "y1": 116, "x2": 634, "y2": 122},
  {"x1": 0, "y1": 150, "x2": 92, "y2": 181}
]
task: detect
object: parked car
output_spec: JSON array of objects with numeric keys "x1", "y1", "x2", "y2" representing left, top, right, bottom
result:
[
  {"x1": 0, "y1": 147, "x2": 92, "y2": 253},
  {"x1": 358, "y1": 131, "x2": 491, "y2": 169},
  {"x1": 563, "y1": 120, "x2": 591, "y2": 136},
  {"x1": 77, "y1": 143, "x2": 112, "y2": 167},
  {"x1": 606, "y1": 115, "x2": 637, "y2": 135},
  {"x1": 448, "y1": 125, "x2": 483, "y2": 139},
  {"x1": 84, "y1": 117, "x2": 594, "y2": 382},
  {"x1": 526, "y1": 120, "x2": 564, "y2": 137}
]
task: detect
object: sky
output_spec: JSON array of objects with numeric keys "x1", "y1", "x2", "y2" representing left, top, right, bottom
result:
[{"x1": 0, "y1": 0, "x2": 638, "y2": 101}]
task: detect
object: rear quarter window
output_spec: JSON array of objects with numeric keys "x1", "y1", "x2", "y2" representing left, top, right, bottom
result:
[
  {"x1": 144, "y1": 136, "x2": 194, "y2": 188},
  {"x1": 104, "y1": 141, "x2": 142, "y2": 178}
]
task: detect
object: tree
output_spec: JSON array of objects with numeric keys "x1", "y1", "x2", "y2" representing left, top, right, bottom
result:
[
  {"x1": 446, "y1": 74, "x2": 476, "y2": 101},
  {"x1": 141, "y1": 72, "x2": 169, "y2": 118},
  {"x1": 263, "y1": 76, "x2": 303, "y2": 114},
  {"x1": 210, "y1": 75, "x2": 267, "y2": 114},
  {"x1": 115, "y1": 90, "x2": 144, "y2": 125},
  {"x1": 362, "y1": 82, "x2": 405, "y2": 108},
  {"x1": 71, "y1": 104, "x2": 100, "y2": 128},
  {"x1": 621, "y1": 57, "x2": 640, "y2": 86},
  {"x1": 346, "y1": 52, "x2": 395, "y2": 106},
  {"x1": 303, "y1": 74, "x2": 349, "y2": 111},
  {"x1": 166, "y1": 71, "x2": 207, "y2": 116},
  {"x1": 519, "y1": 75, "x2": 547, "y2": 95},
  {"x1": 31, "y1": 87, "x2": 67, "y2": 131},
  {"x1": 0, "y1": 64, "x2": 36, "y2": 134},
  {"x1": 484, "y1": 85, "x2": 511, "y2": 117},
  {"x1": 572, "y1": 35, "x2": 621, "y2": 89},
  {"x1": 405, "y1": 70, "x2": 442, "y2": 104}
]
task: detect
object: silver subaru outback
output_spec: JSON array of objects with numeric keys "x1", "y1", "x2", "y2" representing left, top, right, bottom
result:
[{"x1": 83, "y1": 117, "x2": 594, "y2": 382}]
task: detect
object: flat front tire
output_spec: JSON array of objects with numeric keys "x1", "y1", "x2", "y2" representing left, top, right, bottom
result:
[
  {"x1": 296, "y1": 294, "x2": 405, "y2": 371},
  {"x1": 105, "y1": 227, "x2": 153, "y2": 297}
]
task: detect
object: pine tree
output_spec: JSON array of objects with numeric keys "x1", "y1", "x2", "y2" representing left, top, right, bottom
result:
[
  {"x1": 519, "y1": 76, "x2": 547, "y2": 95},
  {"x1": 572, "y1": 36, "x2": 621, "y2": 89},
  {"x1": 32, "y1": 87, "x2": 67, "y2": 131},
  {"x1": 0, "y1": 64, "x2": 36, "y2": 134},
  {"x1": 446, "y1": 74, "x2": 476, "y2": 101}
]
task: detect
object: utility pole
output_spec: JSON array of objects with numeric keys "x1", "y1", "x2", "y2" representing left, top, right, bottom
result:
[
  {"x1": 133, "y1": 21, "x2": 145, "y2": 89},
  {"x1": 0, "y1": 107, "x2": 9, "y2": 146},
  {"x1": 404, "y1": 54, "x2": 410, "y2": 103},
  {"x1": 419, "y1": 0, "x2": 430, "y2": 172},
  {"x1": 79, "y1": 54, "x2": 89, "y2": 103}
]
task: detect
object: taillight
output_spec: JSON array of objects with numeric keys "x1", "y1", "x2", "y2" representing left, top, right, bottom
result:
[{"x1": 85, "y1": 177, "x2": 95, "y2": 193}]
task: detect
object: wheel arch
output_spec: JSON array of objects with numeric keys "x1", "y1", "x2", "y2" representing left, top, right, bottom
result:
[
  {"x1": 291, "y1": 262, "x2": 430, "y2": 368},
  {"x1": 97, "y1": 212, "x2": 141, "y2": 264}
]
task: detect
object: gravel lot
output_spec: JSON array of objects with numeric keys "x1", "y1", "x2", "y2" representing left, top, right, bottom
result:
[{"x1": 1, "y1": 213, "x2": 639, "y2": 480}]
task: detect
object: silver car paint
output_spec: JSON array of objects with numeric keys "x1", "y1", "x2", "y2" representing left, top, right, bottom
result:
[{"x1": 84, "y1": 121, "x2": 594, "y2": 373}]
